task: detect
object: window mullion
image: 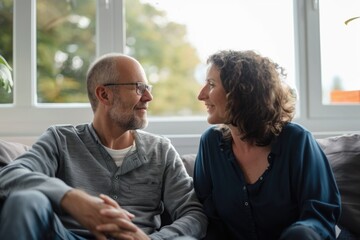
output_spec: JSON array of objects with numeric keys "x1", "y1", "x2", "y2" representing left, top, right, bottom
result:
[
  {"x1": 97, "y1": 0, "x2": 125, "y2": 56},
  {"x1": 13, "y1": 0, "x2": 36, "y2": 107}
]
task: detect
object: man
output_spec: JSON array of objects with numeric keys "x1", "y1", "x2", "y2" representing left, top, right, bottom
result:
[{"x1": 0, "y1": 53, "x2": 207, "y2": 240}]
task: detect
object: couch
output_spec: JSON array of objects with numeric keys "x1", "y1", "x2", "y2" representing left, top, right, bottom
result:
[{"x1": 1, "y1": 134, "x2": 359, "y2": 239}]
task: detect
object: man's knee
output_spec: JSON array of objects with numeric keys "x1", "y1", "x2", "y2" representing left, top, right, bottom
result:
[
  {"x1": 0, "y1": 190, "x2": 59, "y2": 239},
  {"x1": 2, "y1": 190, "x2": 52, "y2": 216},
  {"x1": 280, "y1": 225, "x2": 322, "y2": 240}
]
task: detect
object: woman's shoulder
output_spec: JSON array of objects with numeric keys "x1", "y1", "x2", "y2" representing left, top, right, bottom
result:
[
  {"x1": 281, "y1": 122, "x2": 312, "y2": 138},
  {"x1": 274, "y1": 122, "x2": 317, "y2": 151},
  {"x1": 201, "y1": 125, "x2": 223, "y2": 139}
]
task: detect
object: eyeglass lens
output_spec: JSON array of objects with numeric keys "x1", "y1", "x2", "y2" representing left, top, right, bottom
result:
[{"x1": 137, "y1": 83, "x2": 152, "y2": 95}]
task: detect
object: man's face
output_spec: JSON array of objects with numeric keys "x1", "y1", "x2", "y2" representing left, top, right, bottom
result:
[
  {"x1": 108, "y1": 60, "x2": 153, "y2": 130},
  {"x1": 109, "y1": 84, "x2": 152, "y2": 130}
]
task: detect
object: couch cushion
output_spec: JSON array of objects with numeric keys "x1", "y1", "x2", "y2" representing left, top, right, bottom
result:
[
  {"x1": 317, "y1": 134, "x2": 360, "y2": 237},
  {"x1": 0, "y1": 139, "x2": 30, "y2": 167},
  {"x1": 181, "y1": 154, "x2": 196, "y2": 178}
]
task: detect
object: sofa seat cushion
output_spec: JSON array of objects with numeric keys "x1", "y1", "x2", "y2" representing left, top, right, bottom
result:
[
  {"x1": 317, "y1": 134, "x2": 360, "y2": 237},
  {"x1": 0, "y1": 139, "x2": 30, "y2": 168}
]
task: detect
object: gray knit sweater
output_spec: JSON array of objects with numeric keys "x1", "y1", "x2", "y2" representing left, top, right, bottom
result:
[{"x1": 0, "y1": 123, "x2": 207, "y2": 240}]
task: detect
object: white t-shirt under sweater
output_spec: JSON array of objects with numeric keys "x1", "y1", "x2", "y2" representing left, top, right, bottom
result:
[{"x1": 103, "y1": 142, "x2": 136, "y2": 167}]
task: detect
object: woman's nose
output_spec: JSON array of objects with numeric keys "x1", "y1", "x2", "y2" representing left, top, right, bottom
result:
[{"x1": 198, "y1": 85, "x2": 207, "y2": 101}]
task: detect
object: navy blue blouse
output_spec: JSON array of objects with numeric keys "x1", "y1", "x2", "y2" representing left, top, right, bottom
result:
[{"x1": 194, "y1": 123, "x2": 341, "y2": 240}]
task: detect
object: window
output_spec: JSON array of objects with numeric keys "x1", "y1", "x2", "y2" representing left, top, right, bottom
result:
[
  {"x1": 125, "y1": 0, "x2": 295, "y2": 116},
  {"x1": 0, "y1": 0, "x2": 359, "y2": 154},
  {"x1": 36, "y1": 0, "x2": 96, "y2": 103},
  {"x1": 319, "y1": 0, "x2": 360, "y2": 105},
  {"x1": 305, "y1": 0, "x2": 360, "y2": 119}
]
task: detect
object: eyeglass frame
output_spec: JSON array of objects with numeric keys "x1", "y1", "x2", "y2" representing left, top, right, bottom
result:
[{"x1": 103, "y1": 82, "x2": 152, "y2": 96}]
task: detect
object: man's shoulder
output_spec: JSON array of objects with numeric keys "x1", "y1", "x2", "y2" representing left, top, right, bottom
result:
[
  {"x1": 134, "y1": 130, "x2": 176, "y2": 158},
  {"x1": 43, "y1": 123, "x2": 91, "y2": 141},
  {"x1": 135, "y1": 130, "x2": 171, "y2": 143},
  {"x1": 47, "y1": 123, "x2": 89, "y2": 133}
]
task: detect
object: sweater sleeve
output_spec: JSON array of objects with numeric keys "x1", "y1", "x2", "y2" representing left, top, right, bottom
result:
[
  {"x1": 289, "y1": 130, "x2": 341, "y2": 239},
  {"x1": 0, "y1": 128, "x2": 72, "y2": 212},
  {"x1": 149, "y1": 141, "x2": 208, "y2": 240}
]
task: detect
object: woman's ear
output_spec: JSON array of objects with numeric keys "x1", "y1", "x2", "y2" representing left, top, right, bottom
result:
[{"x1": 95, "y1": 85, "x2": 112, "y2": 105}]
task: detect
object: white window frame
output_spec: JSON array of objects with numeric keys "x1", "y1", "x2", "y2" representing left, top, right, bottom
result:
[
  {"x1": 293, "y1": 0, "x2": 360, "y2": 136},
  {"x1": 304, "y1": 0, "x2": 360, "y2": 119},
  {"x1": 1, "y1": 0, "x2": 359, "y2": 155}
]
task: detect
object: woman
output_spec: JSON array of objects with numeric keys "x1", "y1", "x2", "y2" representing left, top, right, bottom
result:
[{"x1": 194, "y1": 50, "x2": 340, "y2": 240}]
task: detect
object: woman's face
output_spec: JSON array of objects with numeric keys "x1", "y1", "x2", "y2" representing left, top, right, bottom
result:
[{"x1": 198, "y1": 63, "x2": 227, "y2": 124}]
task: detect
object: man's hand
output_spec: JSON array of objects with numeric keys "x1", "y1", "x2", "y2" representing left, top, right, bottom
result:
[
  {"x1": 96, "y1": 194, "x2": 150, "y2": 240},
  {"x1": 60, "y1": 189, "x2": 137, "y2": 240}
]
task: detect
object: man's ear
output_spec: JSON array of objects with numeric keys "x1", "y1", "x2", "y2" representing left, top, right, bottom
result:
[{"x1": 95, "y1": 85, "x2": 112, "y2": 105}]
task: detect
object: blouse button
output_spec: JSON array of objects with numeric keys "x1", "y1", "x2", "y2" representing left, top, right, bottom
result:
[
  {"x1": 245, "y1": 202, "x2": 249, "y2": 206},
  {"x1": 243, "y1": 186, "x2": 246, "y2": 191}
]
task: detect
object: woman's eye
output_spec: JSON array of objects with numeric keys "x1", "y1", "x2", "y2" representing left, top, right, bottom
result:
[{"x1": 208, "y1": 82, "x2": 215, "y2": 89}]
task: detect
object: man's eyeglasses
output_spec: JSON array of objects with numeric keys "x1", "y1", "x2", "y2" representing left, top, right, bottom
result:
[{"x1": 103, "y1": 82, "x2": 152, "y2": 96}]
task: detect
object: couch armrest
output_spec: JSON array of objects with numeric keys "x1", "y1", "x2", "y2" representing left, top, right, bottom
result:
[
  {"x1": 317, "y1": 134, "x2": 360, "y2": 237},
  {"x1": 0, "y1": 139, "x2": 30, "y2": 167}
]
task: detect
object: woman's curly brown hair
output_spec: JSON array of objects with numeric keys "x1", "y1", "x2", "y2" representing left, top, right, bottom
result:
[{"x1": 208, "y1": 50, "x2": 296, "y2": 146}]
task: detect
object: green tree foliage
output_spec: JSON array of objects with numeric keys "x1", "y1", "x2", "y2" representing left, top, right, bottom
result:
[
  {"x1": 125, "y1": 0, "x2": 205, "y2": 115},
  {"x1": 0, "y1": 0, "x2": 206, "y2": 115},
  {"x1": 0, "y1": 0, "x2": 13, "y2": 103},
  {"x1": 0, "y1": 54, "x2": 13, "y2": 93},
  {"x1": 36, "y1": 0, "x2": 96, "y2": 103}
]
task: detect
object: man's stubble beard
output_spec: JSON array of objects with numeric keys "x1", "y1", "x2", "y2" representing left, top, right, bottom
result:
[{"x1": 110, "y1": 101, "x2": 148, "y2": 130}]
